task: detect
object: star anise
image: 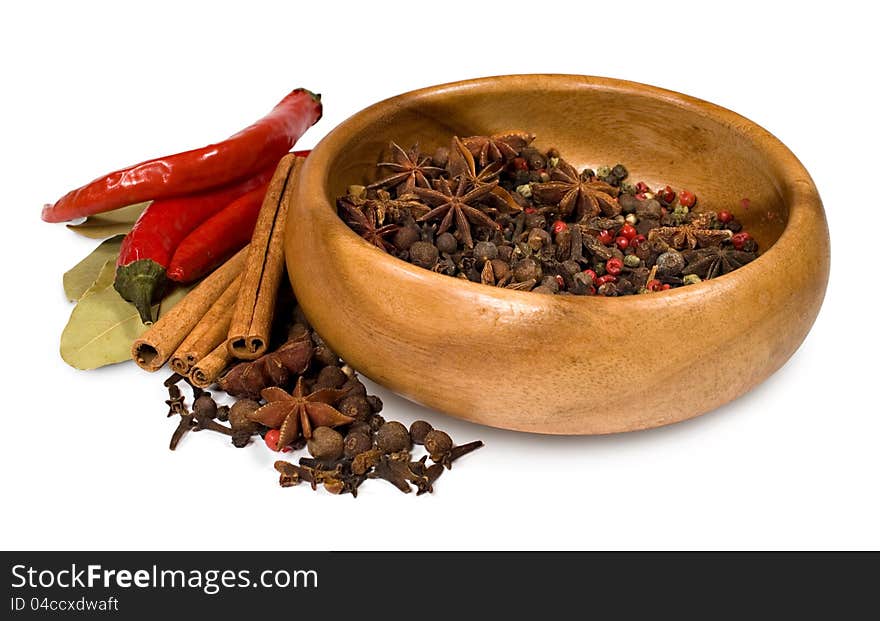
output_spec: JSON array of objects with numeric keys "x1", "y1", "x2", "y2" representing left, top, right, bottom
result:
[
  {"x1": 414, "y1": 177, "x2": 500, "y2": 248},
  {"x1": 447, "y1": 136, "x2": 520, "y2": 213},
  {"x1": 682, "y1": 247, "x2": 757, "y2": 280},
  {"x1": 367, "y1": 142, "x2": 444, "y2": 196},
  {"x1": 338, "y1": 196, "x2": 399, "y2": 252},
  {"x1": 461, "y1": 131, "x2": 535, "y2": 167},
  {"x1": 248, "y1": 378, "x2": 353, "y2": 447},
  {"x1": 531, "y1": 159, "x2": 621, "y2": 220},
  {"x1": 365, "y1": 189, "x2": 429, "y2": 224},
  {"x1": 648, "y1": 223, "x2": 732, "y2": 250}
]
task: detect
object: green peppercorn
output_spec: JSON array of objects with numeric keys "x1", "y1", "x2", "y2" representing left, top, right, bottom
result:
[
  {"x1": 409, "y1": 420, "x2": 434, "y2": 445},
  {"x1": 376, "y1": 421, "x2": 411, "y2": 454},
  {"x1": 624, "y1": 255, "x2": 641, "y2": 268},
  {"x1": 682, "y1": 274, "x2": 702, "y2": 285},
  {"x1": 307, "y1": 427, "x2": 344, "y2": 461}
]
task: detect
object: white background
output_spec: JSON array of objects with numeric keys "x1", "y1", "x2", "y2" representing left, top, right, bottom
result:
[{"x1": 1, "y1": 1, "x2": 876, "y2": 551}]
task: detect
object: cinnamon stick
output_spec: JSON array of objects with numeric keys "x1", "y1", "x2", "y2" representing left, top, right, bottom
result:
[
  {"x1": 227, "y1": 154, "x2": 302, "y2": 360},
  {"x1": 189, "y1": 342, "x2": 233, "y2": 388},
  {"x1": 131, "y1": 247, "x2": 248, "y2": 371},
  {"x1": 169, "y1": 275, "x2": 241, "y2": 375}
]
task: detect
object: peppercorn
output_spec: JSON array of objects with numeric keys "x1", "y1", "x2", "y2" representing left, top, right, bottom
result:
[
  {"x1": 228, "y1": 399, "x2": 260, "y2": 448},
  {"x1": 376, "y1": 421, "x2": 411, "y2": 454},
  {"x1": 436, "y1": 232, "x2": 458, "y2": 254},
  {"x1": 393, "y1": 226, "x2": 420, "y2": 251},
  {"x1": 513, "y1": 258, "x2": 542, "y2": 283},
  {"x1": 524, "y1": 212, "x2": 546, "y2": 230},
  {"x1": 473, "y1": 241, "x2": 498, "y2": 266},
  {"x1": 366, "y1": 395, "x2": 383, "y2": 414},
  {"x1": 409, "y1": 241, "x2": 439, "y2": 268},
  {"x1": 409, "y1": 420, "x2": 434, "y2": 445},
  {"x1": 343, "y1": 430, "x2": 373, "y2": 458},
  {"x1": 611, "y1": 164, "x2": 628, "y2": 181},
  {"x1": 336, "y1": 394, "x2": 372, "y2": 421},
  {"x1": 532, "y1": 285, "x2": 554, "y2": 295},
  {"x1": 540, "y1": 275, "x2": 560, "y2": 293},
  {"x1": 527, "y1": 228, "x2": 551, "y2": 251},
  {"x1": 368, "y1": 414, "x2": 386, "y2": 433},
  {"x1": 348, "y1": 420, "x2": 372, "y2": 437},
  {"x1": 683, "y1": 274, "x2": 702, "y2": 285},
  {"x1": 520, "y1": 146, "x2": 546, "y2": 170},
  {"x1": 424, "y1": 430, "x2": 454, "y2": 462},
  {"x1": 490, "y1": 259, "x2": 511, "y2": 281},
  {"x1": 314, "y1": 365, "x2": 347, "y2": 390},
  {"x1": 307, "y1": 427, "x2": 344, "y2": 461},
  {"x1": 624, "y1": 254, "x2": 641, "y2": 268},
  {"x1": 655, "y1": 251, "x2": 685, "y2": 277},
  {"x1": 497, "y1": 245, "x2": 514, "y2": 262}
]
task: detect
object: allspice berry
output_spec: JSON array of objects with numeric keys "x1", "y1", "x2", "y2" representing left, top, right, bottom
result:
[
  {"x1": 348, "y1": 420, "x2": 372, "y2": 437},
  {"x1": 409, "y1": 420, "x2": 433, "y2": 445},
  {"x1": 307, "y1": 427, "x2": 344, "y2": 461},
  {"x1": 656, "y1": 250, "x2": 685, "y2": 278},
  {"x1": 337, "y1": 394, "x2": 372, "y2": 420},
  {"x1": 436, "y1": 232, "x2": 458, "y2": 254},
  {"x1": 376, "y1": 421, "x2": 411, "y2": 453},
  {"x1": 344, "y1": 431, "x2": 373, "y2": 458},
  {"x1": 193, "y1": 394, "x2": 218, "y2": 419},
  {"x1": 393, "y1": 226, "x2": 420, "y2": 251},
  {"x1": 409, "y1": 241, "x2": 439, "y2": 268},
  {"x1": 228, "y1": 399, "x2": 261, "y2": 448},
  {"x1": 473, "y1": 241, "x2": 498, "y2": 266},
  {"x1": 314, "y1": 365, "x2": 347, "y2": 390},
  {"x1": 513, "y1": 258, "x2": 542, "y2": 283},
  {"x1": 424, "y1": 430, "x2": 454, "y2": 460}
]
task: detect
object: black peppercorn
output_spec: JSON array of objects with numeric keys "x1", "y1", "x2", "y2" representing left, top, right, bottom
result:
[
  {"x1": 368, "y1": 414, "x2": 386, "y2": 433},
  {"x1": 513, "y1": 258, "x2": 542, "y2": 283},
  {"x1": 307, "y1": 427, "x2": 344, "y2": 461},
  {"x1": 436, "y1": 232, "x2": 458, "y2": 254},
  {"x1": 409, "y1": 241, "x2": 439, "y2": 268},
  {"x1": 611, "y1": 164, "x2": 628, "y2": 181},
  {"x1": 473, "y1": 241, "x2": 498, "y2": 265},
  {"x1": 409, "y1": 420, "x2": 434, "y2": 445},
  {"x1": 366, "y1": 395, "x2": 383, "y2": 413},
  {"x1": 656, "y1": 251, "x2": 685, "y2": 278},
  {"x1": 376, "y1": 421, "x2": 411, "y2": 453},
  {"x1": 348, "y1": 420, "x2": 372, "y2": 437}
]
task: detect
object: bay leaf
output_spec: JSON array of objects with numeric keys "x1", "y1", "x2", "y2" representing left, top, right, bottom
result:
[
  {"x1": 62, "y1": 235, "x2": 124, "y2": 301},
  {"x1": 66, "y1": 201, "x2": 150, "y2": 239},
  {"x1": 60, "y1": 262, "x2": 192, "y2": 370}
]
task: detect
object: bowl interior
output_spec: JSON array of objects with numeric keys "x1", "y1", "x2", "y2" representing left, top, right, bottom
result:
[{"x1": 322, "y1": 75, "x2": 788, "y2": 253}]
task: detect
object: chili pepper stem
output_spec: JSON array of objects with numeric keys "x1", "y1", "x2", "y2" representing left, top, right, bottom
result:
[{"x1": 113, "y1": 259, "x2": 167, "y2": 324}]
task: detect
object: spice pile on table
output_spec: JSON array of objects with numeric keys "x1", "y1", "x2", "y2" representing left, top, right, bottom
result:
[
  {"x1": 47, "y1": 87, "x2": 483, "y2": 497},
  {"x1": 337, "y1": 133, "x2": 759, "y2": 296}
]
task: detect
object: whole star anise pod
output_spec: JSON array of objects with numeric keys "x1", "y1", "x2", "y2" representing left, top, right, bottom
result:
[
  {"x1": 648, "y1": 223, "x2": 732, "y2": 250},
  {"x1": 447, "y1": 136, "x2": 521, "y2": 214},
  {"x1": 461, "y1": 131, "x2": 535, "y2": 167},
  {"x1": 338, "y1": 196, "x2": 399, "y2": 252},
  {"x1": 248, "y1": 377, "x2": 353, "y2": 447},
  {"x1": 367, "y1": 142, "x2": 444, "y2": 196},
  {"x1": 682, "y1": 247, "x2": 757, "y2": 279},
  {"x1": 414, "y1": 177, "x2": 500, "y2": 248},
  {"x1": 365, "y1": 189, "x2": 429, "y2": 224},
  {"x1": 531, "y1": 159, "x2": 621, "y2": 220}
]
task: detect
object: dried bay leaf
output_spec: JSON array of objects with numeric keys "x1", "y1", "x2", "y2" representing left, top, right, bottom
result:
[
  {"x1": 62, "y1": 235, "x2": 124, "y2": 301},
  {"x1": 60, "y1": 261, "x2": 192, "y2": 370},
  {"x1": 66, "y1": 201, "x2": 149, "y2": 239}
]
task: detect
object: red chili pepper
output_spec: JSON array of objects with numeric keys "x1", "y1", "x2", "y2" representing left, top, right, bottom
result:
[
  {"x1": 42, "y1": 88, "x2": 322, "y2": 223},
  {"x1": 167, "y1": 151, "x2": 310, "y2": 284},
  {"x1": 114, "y1": 168, "x2": 275, "y2": 323}
]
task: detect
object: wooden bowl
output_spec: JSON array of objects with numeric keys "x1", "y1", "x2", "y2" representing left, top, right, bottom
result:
[{"x1": 286, "y1": 75, "x2": 829, "y2": 434}]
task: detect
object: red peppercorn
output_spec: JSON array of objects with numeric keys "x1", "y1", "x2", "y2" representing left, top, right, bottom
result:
[
  {"x1": 731, "y1": 232, "x2": 751, "y2": 250},
  {"x1": 615, "y1": 236, "x2": 629, "y2": 250},
  {"x1": 660, "y1": 185, "x2": 676, "y2": 203},
  {"x1": 619, "y1": 223, "x2": 637, "y2": 240},
  {"x1": 661, "y1": 283, "x2": 672, "y2": 291},
  {"x1": 555, "y1": 274, "x2": 565, "y2": 288},
  {"x1": 635, "y1": 193, "x2": 646, "y2": 201},
  {"x1": 265, "y1": 429, "x2": 282, "y2": 451},
  {"x1": 583, "y1": 268, "x2": 597, "y2": 281},
  {"x1": 595, "y1": 275, "x2": 617, "y2": 286},
  {"x1": 647, "y1": 279, "x2": 662, "y2": 292},
  {"x1": 630, "y1": 234, "x2": 647, "y2": 249},
  {"x1": 524, "y1": 206, "x2": 537, "y2": 214},
  {"x1": 552, "y1": 220, "x2": 568, "y2": 234},
  {"x1": 635, "y1": 181, "x2": 650, "y2": 194},
  {"x1": 597, "y1": 230, "x2": 613, "y2": 245},
  {"x1": 679, "y1": 190, "x2": 696, "y2": 208},
  {"x1": 588, "y1": 286, "x2": 596, "y2": 295},
  {"x1": 717, "y1": 210, "x2": 733, "y2": 224},
  {"x1": 606, "y1": 257, "x2": 623, "y2": 275},
  {"x1": 511, "y1": 157, "x2": 528, "y2": 171}
]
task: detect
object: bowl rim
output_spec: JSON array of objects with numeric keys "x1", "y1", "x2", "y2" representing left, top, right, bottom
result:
[{"x1": 298, "y1": 73, "x2": 824, "y2": 306}]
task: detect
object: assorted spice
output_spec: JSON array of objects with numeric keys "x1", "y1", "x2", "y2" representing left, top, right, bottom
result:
[
  {"x1": 163, "y1": 308, "x2": 482, "y2": 496},
  {"x1": 337, "y1": 132, "x2": 759, "y2": 295}
]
